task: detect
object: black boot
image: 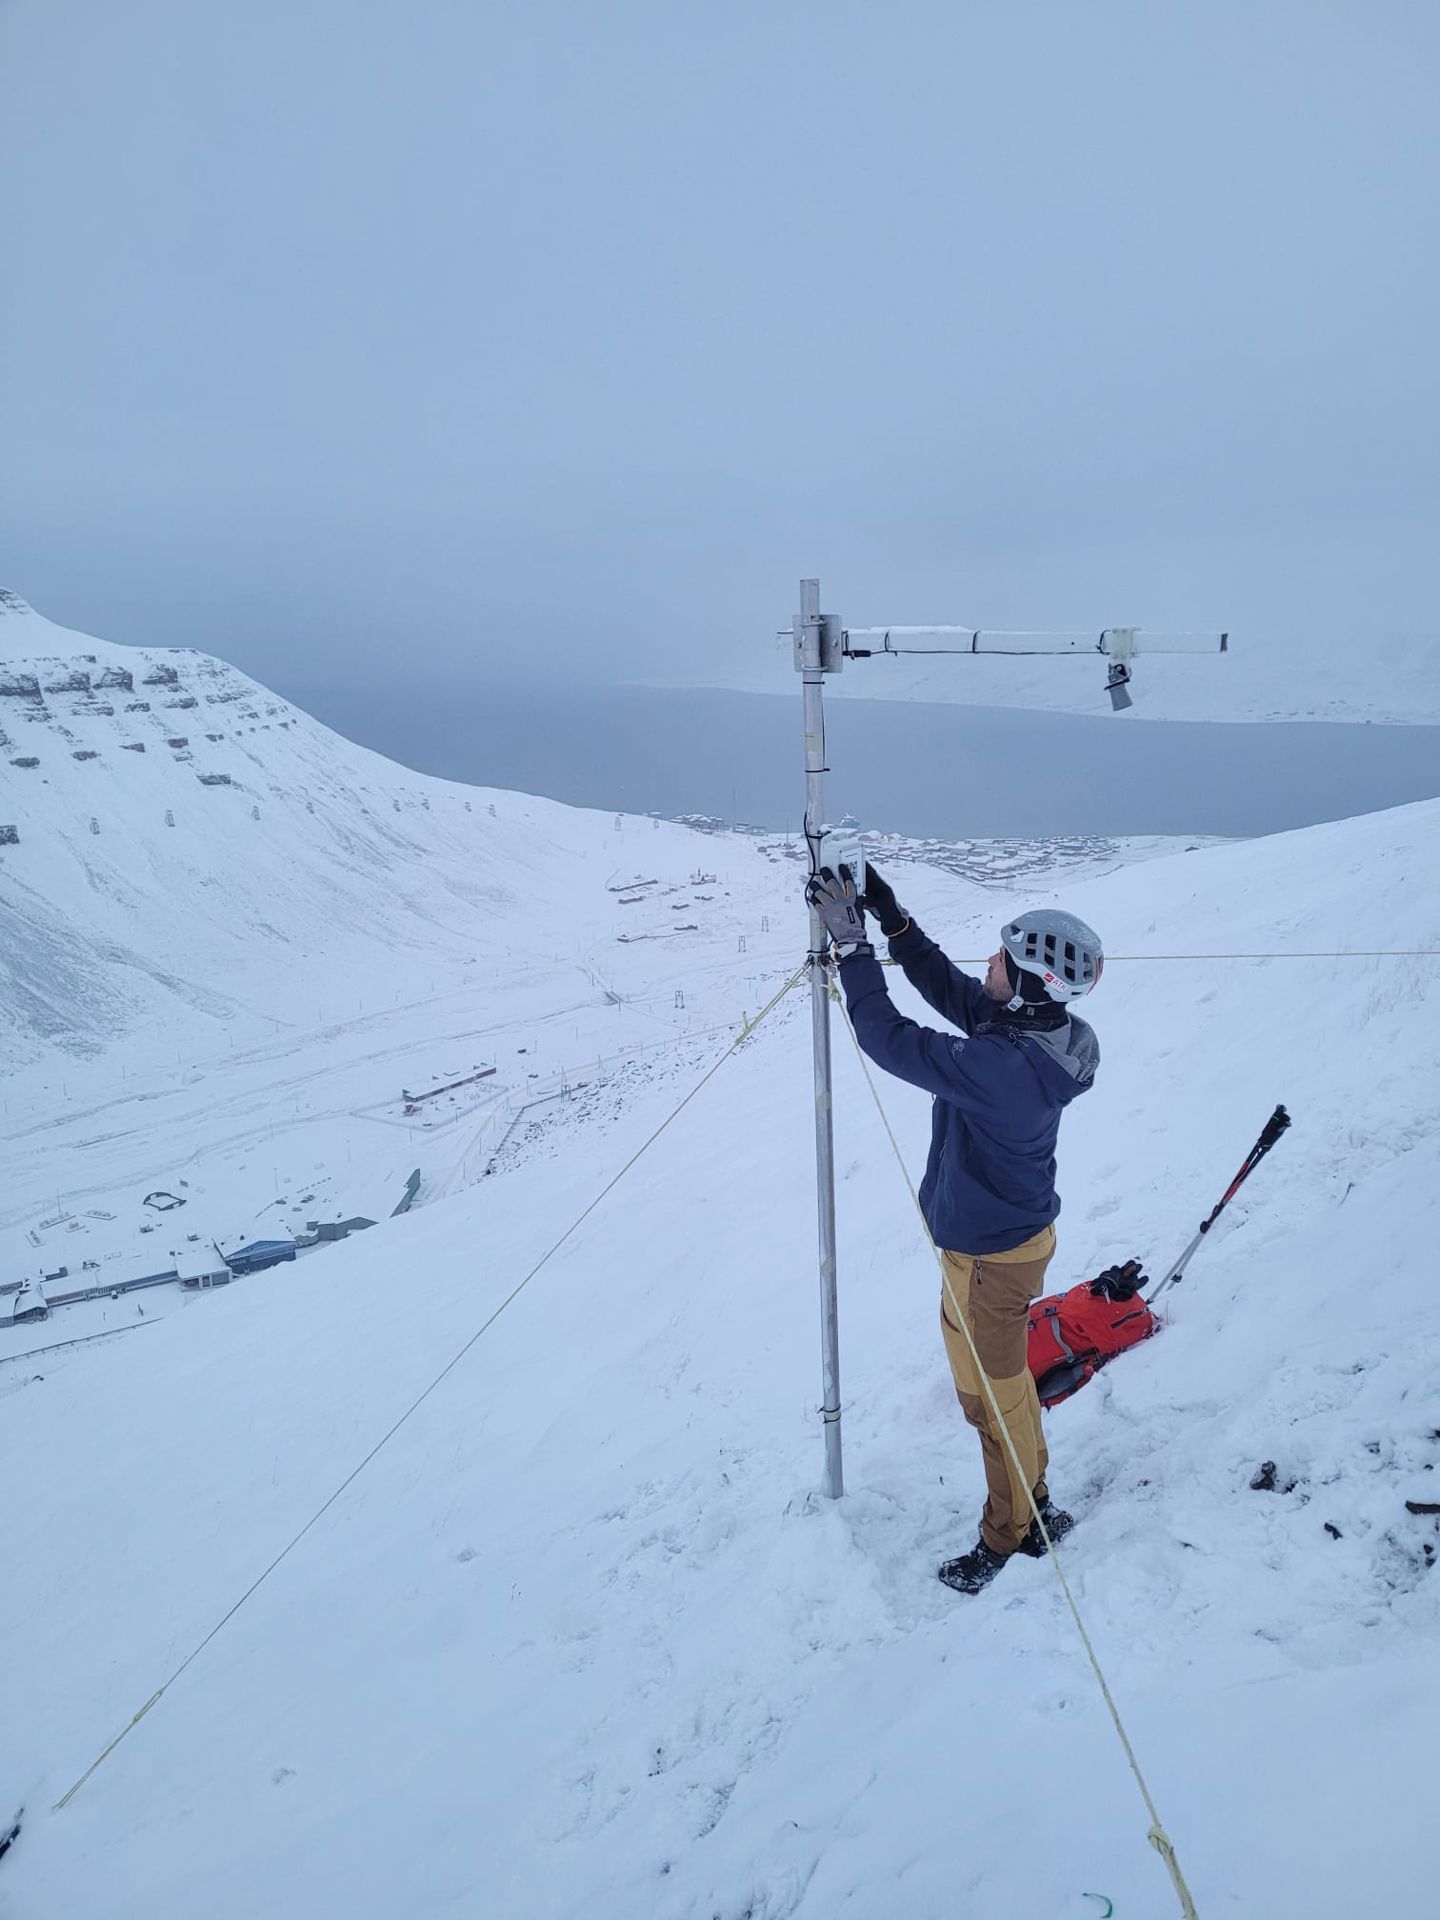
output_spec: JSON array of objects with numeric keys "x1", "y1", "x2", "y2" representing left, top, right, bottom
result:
[
  {"x1": 1016, "y1": 1495, "x2": 1075, "y2": 1558},
  {"x1": 938, "y1": 1537, "x2": 1010, "y2": 1594}
]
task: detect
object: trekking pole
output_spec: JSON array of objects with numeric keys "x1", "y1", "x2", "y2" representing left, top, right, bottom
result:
[{"x1": 1145, "y1": 1104, "x2": 1291, "y2": 1306}]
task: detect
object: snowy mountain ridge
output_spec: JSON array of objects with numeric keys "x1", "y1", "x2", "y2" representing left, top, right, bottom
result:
[
  {"x1": 2, "y1": 596, "x2": 1439, "y2": 1916},
  {"x1": 1, "y1": 587, "x2": 537, "y2": 1062}
]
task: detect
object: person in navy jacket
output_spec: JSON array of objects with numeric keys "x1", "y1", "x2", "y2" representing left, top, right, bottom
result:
[{"x1": 806, "y1": 861, "x2": 1103, "y2": 1595}]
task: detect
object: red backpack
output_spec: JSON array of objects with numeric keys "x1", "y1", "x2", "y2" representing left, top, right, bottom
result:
[{"x1": 1027, "y1": 1259, "x2": 1158, "y2": 1408}]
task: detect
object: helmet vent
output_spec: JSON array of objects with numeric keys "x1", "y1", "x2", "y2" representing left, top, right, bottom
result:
[{"x1": 999, "y1": 908, "x2": 1103, "y2": 1002}]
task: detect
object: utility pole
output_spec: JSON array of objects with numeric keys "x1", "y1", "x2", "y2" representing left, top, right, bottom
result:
[
  {"x1": 791, "y1": 579, "x2": 1226, "y2": 1498},
  {"x1": 796, "y1": 579, "x2": 845, "y2": 1500}
]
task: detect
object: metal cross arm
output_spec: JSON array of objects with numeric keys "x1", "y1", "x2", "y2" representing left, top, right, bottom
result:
[
  {"x1": 839, "y1": 625, "x2": 1228, "y2": 659},
  {"x1": 840, "y1": 628, "x2": 1229, "y2": 712},
  {"x1": 779, "y1": 621, "x2": 1228, "y2": 656}
]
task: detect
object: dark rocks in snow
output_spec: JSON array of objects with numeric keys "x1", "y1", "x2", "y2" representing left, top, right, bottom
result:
[{"x1": 1250, "y1": 1461, "x2": 1299, "y2": 1494}]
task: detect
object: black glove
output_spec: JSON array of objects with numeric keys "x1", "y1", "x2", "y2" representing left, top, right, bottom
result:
[
  {"x1": 1090, "y1": 1259, "x2": 1146, "y2": 1302},
  {"x1": 805, "y1": 866, "x2": 871, "y2": 955},
  {"x1": 859, "y1": 861, "x2": 910, "y2": 939}
]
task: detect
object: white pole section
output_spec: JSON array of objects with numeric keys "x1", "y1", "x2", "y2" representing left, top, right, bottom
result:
[
  {"x1": 796, "y1": 577, "x2": 844, "y2": 1499},
  {"x1": 840, "y1": 627, "x2": 1227, "y2": 656}
]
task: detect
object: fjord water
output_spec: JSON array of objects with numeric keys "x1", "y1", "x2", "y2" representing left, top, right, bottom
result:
[{"x1": 280, "y1": 680, "x2": 1440, "y2": 839}]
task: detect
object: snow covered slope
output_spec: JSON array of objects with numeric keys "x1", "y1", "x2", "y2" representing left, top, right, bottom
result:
[
  {"x1": 0, "y1": 590, "x2": 816, "y2": 1323},
  {"x1": 658, "y1": 624, "x2": 1440, "y2": 723},
  {"x1": 0, "y1": 586, "x2": 658, "y2": 1065},
  {"x1": 3, "y1": 594, "x2": 1439, "y2": 1917}
]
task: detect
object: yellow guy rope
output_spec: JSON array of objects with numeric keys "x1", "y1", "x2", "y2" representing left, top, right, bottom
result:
[
  {"x1": 55, "y1": 962, "x2": 810, "y2": 1813},
  {"x1": 831, "y1": 976, "x2": 1201, "y2": 1920}
]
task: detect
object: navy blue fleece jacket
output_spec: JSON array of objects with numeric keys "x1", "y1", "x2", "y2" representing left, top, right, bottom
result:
[{"x1": 838, "y1": 923, "x2": 1098, "y2": 1255}]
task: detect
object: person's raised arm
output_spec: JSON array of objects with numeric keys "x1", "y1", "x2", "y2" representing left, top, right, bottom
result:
[
  {"x1": 835, "y1": 944, "x2": 998, "y2": 1111},
  {"x1": 862, "y1": 862, "x2": 991, "y2": 1036}
]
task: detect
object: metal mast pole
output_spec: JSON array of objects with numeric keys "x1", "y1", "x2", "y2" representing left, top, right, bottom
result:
[{"x1": 797, "y1": 577, "x2": 843, "y2": 1499}]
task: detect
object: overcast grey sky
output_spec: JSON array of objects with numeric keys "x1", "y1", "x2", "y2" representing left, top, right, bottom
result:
[{"x1": 2, "y1": 1, "x2": 1437, "y2": 691}]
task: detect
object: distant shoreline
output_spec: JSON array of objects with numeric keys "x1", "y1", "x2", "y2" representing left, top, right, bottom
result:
[
  {"x1": 635, "y1": 631, "x2": 1440, "y2": 727},
  {"x1": 273, "y1": 679, "x2": 1440, "y2": 842}
]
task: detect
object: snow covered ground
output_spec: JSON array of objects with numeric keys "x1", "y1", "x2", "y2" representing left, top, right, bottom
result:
[
  {"x1": 656, "y1": 622, "x2": 1440, "y2": 725},
  {"x1": 0, "y1": 591, "x2": 814, "y2": 1351},
  {"x1": 3, "y1": 595, "x2": 1439, "y2": 1917}
]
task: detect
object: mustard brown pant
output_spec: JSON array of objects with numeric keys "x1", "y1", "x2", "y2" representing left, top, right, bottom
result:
[{"x1": 939, "y1": 1225, "x2": 1056, "y2": 1556}]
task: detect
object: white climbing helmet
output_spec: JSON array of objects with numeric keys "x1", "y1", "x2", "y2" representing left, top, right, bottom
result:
[{"x1": 1001, "y1": 909, "x2": 1104, "y2": 1005}]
